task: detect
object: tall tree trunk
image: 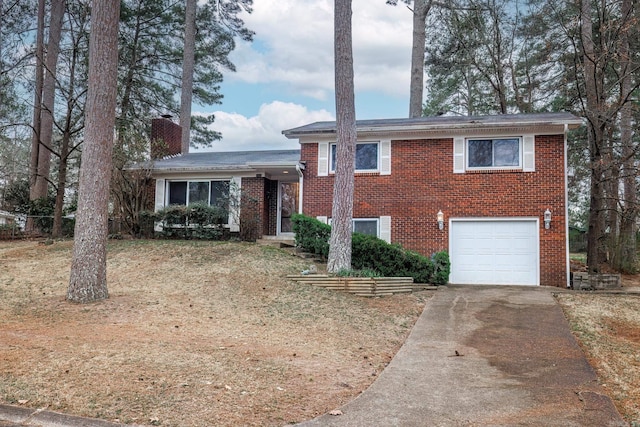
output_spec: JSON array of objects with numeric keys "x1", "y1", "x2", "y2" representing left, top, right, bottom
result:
[
  {"x1": 68, "y1": 0, "x2": 121, "y2": 303},
  {"x1": 409, "y1": 0, "x2": 432, "y2": 117},
  {"x1": 52, "y1": 8, "x2": 79, "y2": 238},
  {"x1": 0, "y1": 0, "x2": 3, "y2": 89},
  {"x1": 617, "y1": 0, "x2": 636, "y2": 272},
  {"x1": 33, "y1": 0, "x2": 66, "y2": 200},
  {"x1": 180, "y1": 0, "x2": 197, "y2": 154},
  {"x1": 582, "y1": 0, "x2": 607, "y2": 273},
  {"x1": 490, "y1": 6, "x2": 508, "y2": 114},
  {"x1": 52, "y1": 129, "x2": 70, "y2": 237},
  {"x1": 604, "y1": 151, "x2": 619, "y2": 266},
  {"x1": 29, "y1": 0, "x2": 45, "y2": 201},
  {"x1": 328, "y1": 0, "x2": 357, "y2": 273}
]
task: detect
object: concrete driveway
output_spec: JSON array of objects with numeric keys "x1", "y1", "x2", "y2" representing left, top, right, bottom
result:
[{"x1": 298, "y1": 286, "x2": 627, "y2": 427}]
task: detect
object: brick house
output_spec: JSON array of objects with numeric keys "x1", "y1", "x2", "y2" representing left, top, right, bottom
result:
[
  {"x1": 282, "y1": 112, "x2": 582, "y2": 288},
  {"x1": 148, "y1": 112, "x2": 582, "y2": 287}
]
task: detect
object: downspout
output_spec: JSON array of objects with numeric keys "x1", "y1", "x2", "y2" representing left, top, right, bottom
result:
[
  {"x1": 296, "y1": 162, "x2": 305, "y2": 215},
  {"x1": 564, "y1": 123, "x2": 571, "y2": 288}
]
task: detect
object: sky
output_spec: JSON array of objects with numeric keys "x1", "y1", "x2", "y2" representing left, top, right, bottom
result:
[{"x1": 195, "y1": 0, "x2": 416, "y2": 152}]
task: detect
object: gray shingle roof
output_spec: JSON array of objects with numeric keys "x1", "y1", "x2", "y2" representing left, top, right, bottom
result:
[
  {"x1": 144, "y1": 149, "x2": 301, "y2": 172},
  {"x1": 283, "y1": 112, "x2": 583, "y2": 137}
]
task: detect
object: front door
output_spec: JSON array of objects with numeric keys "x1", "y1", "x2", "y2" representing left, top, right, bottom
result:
[{"x1": 278, "y1": 182, "x2": 299, "y2": 234}]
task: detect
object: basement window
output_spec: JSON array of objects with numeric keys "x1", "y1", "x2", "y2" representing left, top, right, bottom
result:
[{"x1": 352, "y1": 219, "x2": 379, "y2": 237}]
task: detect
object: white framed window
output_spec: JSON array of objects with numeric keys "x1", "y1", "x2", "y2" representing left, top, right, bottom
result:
[
  {"x1": 352, "y1": 218, "x2": 379, "y2": 236},
  {"x1": 319, "y1": 216, "x2": 391, "y2": 243},
  {"x1": 167, "y1": 180, "x2": 230, "y2": 207},
  {"x1": 330, "y1": 142, "x2": 379, "y2": 172},
  {"x1": 454, "y1": 135, "x2": 535, "y2": 173},
  {"x1": 318, "y1": 140, "x2": 390, "y2": 176},
  {"x1": 467, "y1": 138, "x2": 521, "y2": 169}
]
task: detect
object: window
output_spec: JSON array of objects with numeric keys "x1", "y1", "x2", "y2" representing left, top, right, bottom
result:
[
  {"x1": 168, "y1": 182, "x2": 187, "y2": 205},
  {"x1": 467, "y1": 138, "x2": 520, "y2": 169},
  {"x1": 353, "y1": 219, "x2": 378, "y2": 237},
  {"x1": 330, "y1": 142, "x2": 379, "y2": 172},
  {"x1": 188, "y1": 182, "x2": 209, "y2": 204},
  {"x1": 321, "y1": 216, "x2": 390, "y2": 242},
  {"x1": 168, "y1": 180, "x2": 229, "y2": 207}
]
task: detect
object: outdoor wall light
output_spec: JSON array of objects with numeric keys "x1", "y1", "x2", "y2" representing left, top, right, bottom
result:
[
  {"x1": 544, "y1": 209, "x2": 552, "y2": 229},
  {"x1": 437, "y1": 210, "x2": 444, "y2": 230}
]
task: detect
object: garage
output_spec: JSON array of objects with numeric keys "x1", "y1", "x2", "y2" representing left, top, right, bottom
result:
[{"x1": 449, "y1": 219, "x2": 539, "y2": 286}]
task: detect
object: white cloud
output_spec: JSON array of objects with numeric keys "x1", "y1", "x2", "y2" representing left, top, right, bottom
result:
[
  {"x1": 195, "y1": 101, "x2": 334, "y2": 152},
  {"x1": 226, "y1": 0, "x2": 413, "y2": 100}
]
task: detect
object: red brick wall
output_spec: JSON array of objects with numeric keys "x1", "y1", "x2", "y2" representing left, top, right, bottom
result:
[
  {"x1": 300, "y1": 135, "x2": 567, "y2": 287},
  {"x1": 241, "y1": 177, "x2": 265, "y2": 238},
  {"x1": 240, "y1": 177, "x2": 278, "y2": 237},
  {"x1": 151, "y1": 118, "x2": 182, "y2": 158}
]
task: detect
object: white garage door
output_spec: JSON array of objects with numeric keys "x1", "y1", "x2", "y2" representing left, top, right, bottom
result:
[{"x1": 449, "y1": 219, "x2": 539, "y2": 286}]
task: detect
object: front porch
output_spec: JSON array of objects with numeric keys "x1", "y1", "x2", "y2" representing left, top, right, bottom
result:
[{"x1": 241, "y1": 175, "x2": 300, "y2": 242}]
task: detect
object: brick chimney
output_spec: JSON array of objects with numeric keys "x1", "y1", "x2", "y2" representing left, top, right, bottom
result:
[{"x1": 150, "y1": 115, "x2": 182, "y2": 159}]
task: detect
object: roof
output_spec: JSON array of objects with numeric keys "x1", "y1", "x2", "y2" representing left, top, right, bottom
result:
[
  {"x1": 283, "y1": 112, "x2": 583, "y2": 138},
  {"x1": 141, "y1": 149, "x2": 301, "y2": 173}
]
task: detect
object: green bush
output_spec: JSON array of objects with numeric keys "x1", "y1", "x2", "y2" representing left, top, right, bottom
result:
[
  {"x1": 155, "y1": 203, "x2": 228, "y2": 240},
  {"x1": 334, "y1": 268, "x2": 382, "y2": 278},
  {"x1": 292, "y1": 214, "x2": 450, "y2": 284},
  {"x1": 0, "y1": 223, "x2": 22, "y2": 240},
  {"x1": 137, "y1": 211, "x2": 158, "y2": 238},
  {"x1": 29, "y1": 197, "x2": 55, "y2": 234},
  {"x1": 351, "y1": 232, "x2": 434, "y2": 283},
  {"x1": 61, "y1": 217, "x2": 75, "y2": 237},
  {"x1": 431, "y1": 251, "x2": 451, "y2": 286},
  {"x1": 292, "y1": 213, "x2": 330, "y2": 258}
]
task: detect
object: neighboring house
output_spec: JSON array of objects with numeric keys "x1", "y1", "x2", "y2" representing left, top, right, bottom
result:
[
  {"x1": 0, "y1": 210, "x2": 16, "y2": 226},
  {"x1": 149, "y1": 112, "x2": 582, "y2": 288}
]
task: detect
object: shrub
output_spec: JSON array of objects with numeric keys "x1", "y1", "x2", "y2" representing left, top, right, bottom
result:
[
  {"x1": 292, "y1": 214, "x2": 449, "y2": 284},
  {"x1": 29, "y1": 197, "x2": 55, "y2": 234},
  {"x1": 137, "y1": 211, "x2": 157, "y2": 238},
  {"x1": 155, "y1": 204, "x2": 228, "y2": 240},
  {"x1": 431, "y1": 251, "x2": 451, "y2": 285},
  {"x1": 334, "y1": 268, "x2": 383, "y2": 278},
  {"x1": 351, "y1": 232, "x2": 434, "y2": 283},
  {"x1": 292, "y1": 213, "x2": 330, "y2": 258},
  {"x1": 61, "y1": 217, "x2": 75, "y2": 237},
  {"x1": 0, "y1": 223, "x2": 22, "y2": 240}
]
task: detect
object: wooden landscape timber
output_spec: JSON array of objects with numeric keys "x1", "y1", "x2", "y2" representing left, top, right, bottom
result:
[{"x1": 287, "y1": 275, "x2": 436, "y2": 297}]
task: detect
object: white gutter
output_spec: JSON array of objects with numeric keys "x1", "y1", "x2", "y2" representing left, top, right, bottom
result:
[
  {"x1": 564, "y1": 123, "x2": 571, "y2": 288},
  {"x1": 284, "y1": 119, "x2": 584, "y2": 139},
  {"x1": 296, "y1": 163, "x2": 304, "y2": 216}
]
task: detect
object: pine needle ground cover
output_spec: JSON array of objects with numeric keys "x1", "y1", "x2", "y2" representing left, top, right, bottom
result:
[
  {"x1": 0, "y1": 240, "x2": 429, "y2": 426},
  {"x1": 557, "y1": 292, "x2": 640, "y2": 424}
]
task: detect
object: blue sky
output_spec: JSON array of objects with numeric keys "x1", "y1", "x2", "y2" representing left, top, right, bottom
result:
[{"x1": 195, "y1": 0, "x2": 415, "y2": 152}]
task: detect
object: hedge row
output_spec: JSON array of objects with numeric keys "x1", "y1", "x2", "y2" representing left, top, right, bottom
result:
[
  {"x1": 152, "y1": 203, "x2": 229, "y2": 240},
  {"x1": 292, "y1": 214, "x2": 450, "y2": 285}
]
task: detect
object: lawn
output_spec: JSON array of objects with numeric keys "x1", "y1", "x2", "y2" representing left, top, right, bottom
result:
[
  {"x1": 556, "y1": 292, "x2": 640, "y2": 425},
  {"x1": 0, "y1": 240, "x2": 430, "y2": 426},
  {"x1": 2, "y1": 240, "x2": 639, "y2": 426}
]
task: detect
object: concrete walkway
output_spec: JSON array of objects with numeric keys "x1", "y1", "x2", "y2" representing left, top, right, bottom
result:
[
  {"x1": 298, "y1": 286, "x2": 627, "y2": 427},
  {"x1": 0, "y1": 286, "x2": 628, "y2": 426}
]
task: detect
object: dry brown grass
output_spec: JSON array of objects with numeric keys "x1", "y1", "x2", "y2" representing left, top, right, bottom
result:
[
  {"x1": 0, "y1": 240, "x2": 430, "y2": 426},
  {"x1": 556, "y1": 292, "x2": 640, "y2": 425}
]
